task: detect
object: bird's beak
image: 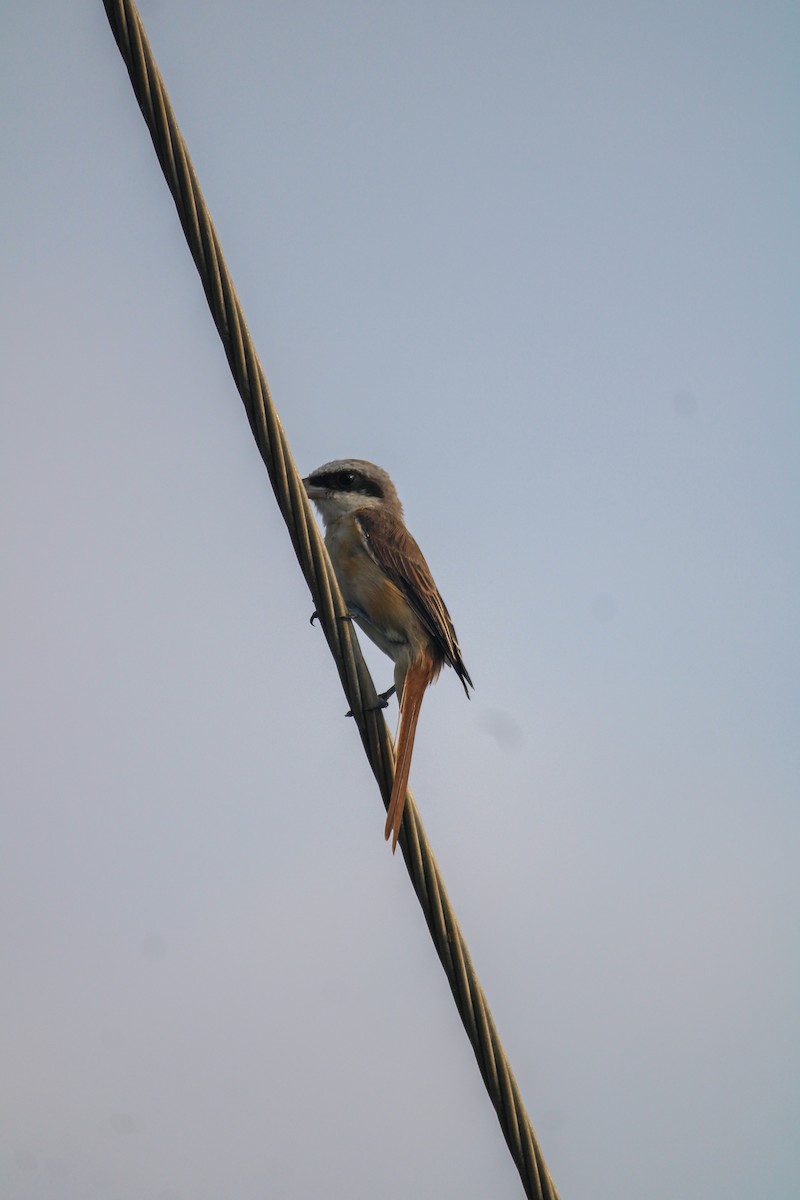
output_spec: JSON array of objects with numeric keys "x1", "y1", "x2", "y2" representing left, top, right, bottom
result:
[{"x1": 302, "y1": 477, "x2": 325, "y2": 501}]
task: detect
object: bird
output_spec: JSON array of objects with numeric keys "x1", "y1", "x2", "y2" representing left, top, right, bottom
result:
[{"x1": 303, "y1": 459, "x2": 472, "y2": 851}]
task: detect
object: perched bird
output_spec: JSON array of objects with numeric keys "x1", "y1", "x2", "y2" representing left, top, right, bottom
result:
[{"x1": 303, "y1": 459, "x2": 472, "y2": 851}]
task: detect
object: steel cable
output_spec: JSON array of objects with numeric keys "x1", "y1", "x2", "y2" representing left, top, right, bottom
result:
[{"x1": 101, "y1": 3, "x2": 561, "y2": 1195}]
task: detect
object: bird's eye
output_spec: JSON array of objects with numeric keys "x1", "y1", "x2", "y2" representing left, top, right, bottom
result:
[{"x1": 342, "y1": 471, "x2": 356, "y2": 488}]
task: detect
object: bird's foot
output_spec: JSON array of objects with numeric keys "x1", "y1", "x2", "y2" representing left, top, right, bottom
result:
[
  {"x1": 310, "y1": 610, "x2": 353, "y2": 626},
  {"x1": 345, "y1": 685, "x2": 396, "y2": 718}
]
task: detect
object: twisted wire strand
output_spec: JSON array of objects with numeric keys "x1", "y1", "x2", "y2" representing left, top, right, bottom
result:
[{"x1": 101, "y1": 4, "x2": 560, "y2": 1196}]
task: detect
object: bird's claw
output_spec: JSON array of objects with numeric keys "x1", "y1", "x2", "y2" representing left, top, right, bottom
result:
[
  {"x1": 309, "y1": 611, "x2": 354, "y2": 626},
  {"x1": 345, "y1": 685, "x2": 396, "y2": 718}
]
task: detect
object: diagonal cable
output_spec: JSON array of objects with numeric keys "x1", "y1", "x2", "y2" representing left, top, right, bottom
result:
[{"x1": 101, "y1": 3, "x2": 561, "y2": 1196}]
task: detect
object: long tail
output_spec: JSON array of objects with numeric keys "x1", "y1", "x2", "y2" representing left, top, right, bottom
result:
[{"x1": 385, "y1": 659, "x2": 430, "y2": 853}]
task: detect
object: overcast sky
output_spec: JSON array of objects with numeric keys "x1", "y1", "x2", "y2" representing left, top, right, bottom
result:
[{"x1": 2, "y1": 3, "x2": 798, "y2": 1198}]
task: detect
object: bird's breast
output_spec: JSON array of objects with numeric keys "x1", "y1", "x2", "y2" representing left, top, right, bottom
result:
[{"x1": 325, "y1": 516, "x2": 421, "y2": 661}]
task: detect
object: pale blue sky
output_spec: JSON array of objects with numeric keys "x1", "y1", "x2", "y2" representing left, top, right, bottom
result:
[{"x1": 1, "y1": 3, "x2": 798, "y2": 1198}]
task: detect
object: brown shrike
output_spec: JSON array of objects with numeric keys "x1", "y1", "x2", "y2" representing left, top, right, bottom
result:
[{"x1": 303, "y1": 459, "x2": 472, "y2": 851}]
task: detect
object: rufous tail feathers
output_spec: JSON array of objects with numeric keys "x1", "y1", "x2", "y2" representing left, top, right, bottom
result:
[{"x1": 384, "y1": 659, "x2": 431, "y2": 853}]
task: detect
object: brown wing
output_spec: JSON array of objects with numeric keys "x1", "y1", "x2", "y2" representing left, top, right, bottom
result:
[{"x1": 356, "y1": 508, "x2": 473, "y2": 696}]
